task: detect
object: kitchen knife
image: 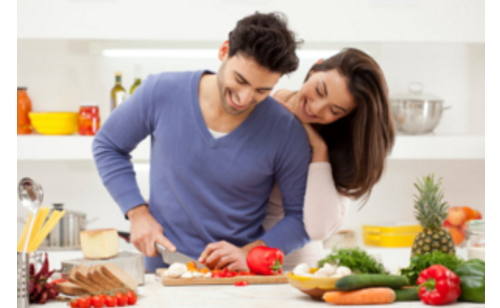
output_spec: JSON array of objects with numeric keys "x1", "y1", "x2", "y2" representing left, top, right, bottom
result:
[{"x1": 155, "y1": 243, "x2": 209, "y2": 270}]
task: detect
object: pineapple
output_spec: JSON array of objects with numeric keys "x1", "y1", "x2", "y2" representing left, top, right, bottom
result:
[{"x1": 411, "y1": 174, "x2": 455, "y2": 256}]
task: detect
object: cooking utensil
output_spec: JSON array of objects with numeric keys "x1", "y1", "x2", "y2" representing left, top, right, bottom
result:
[
  {"x1": 155, "y1": 243, "x2": 208, "y2": 269},
  {"x1": 61, "y1": 251, "x2": 145, "y2": 285},
  {"x1": 18, "y1": 178, "x2": 44, "y2": 254},
  {"x1": 40, "y1": 203, "x2": 96, "y2": 250},
  {"x1": 390, "y1": 82, "x2": 451, "y2": 134},
  {"x1": 17, "y1": 252, "x2": 30, "y2": 308}
]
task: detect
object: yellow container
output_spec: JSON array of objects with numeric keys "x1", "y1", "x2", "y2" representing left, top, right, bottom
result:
[
  {"x1": 362, "y1": 223, "x2": 422, "y2": 248},
  {"x1": 29, "y1": 112, "x2": 78, "y2": 135},
  {"x1": 287, "y1": 268, "x2": 341, "y2": 300}
]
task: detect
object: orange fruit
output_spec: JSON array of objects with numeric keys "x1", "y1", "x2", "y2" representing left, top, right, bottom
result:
[
  {"x1": 461, "y1": 206, "x2": 476, "y2": 221},
  {"x1": 447, "y1": 226, "x2": 466, "y2": 245}
]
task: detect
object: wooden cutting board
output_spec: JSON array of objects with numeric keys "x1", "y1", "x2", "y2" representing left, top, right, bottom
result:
[{"x1": 156, "y1": 268, "x2": 288, "y2": 286}]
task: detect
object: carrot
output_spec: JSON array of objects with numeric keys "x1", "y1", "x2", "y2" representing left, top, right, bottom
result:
[{"x1": 323, "y1": 287, "x2": 396, "y2": 305}]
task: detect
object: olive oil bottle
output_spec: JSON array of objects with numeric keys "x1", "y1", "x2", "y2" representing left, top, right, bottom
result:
[
  {"x1": 111, "y1": 72, "x2": 127, "y2": 111},
  {"x1": 129, "y1": 65, "x2": 142, "y2": 95}
]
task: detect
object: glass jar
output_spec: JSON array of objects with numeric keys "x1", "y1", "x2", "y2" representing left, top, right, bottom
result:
[
  {"x1": 78, "y1": 104, "x2": 100, "y2": 135},
  {"x1": 465, "y1": 219, "x2": 485, "y2": 261},
  {"x1": 17, "y1": 87, "x2": 33, "y2": 134}
]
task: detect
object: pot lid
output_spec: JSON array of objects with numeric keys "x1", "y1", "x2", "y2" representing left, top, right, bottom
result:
[
  {"x1": 390, "y1": 82, "x2": 443, "y2": 102},
  {"x1": 52, "y1": 203, "x2": 86, "y2": 216}
]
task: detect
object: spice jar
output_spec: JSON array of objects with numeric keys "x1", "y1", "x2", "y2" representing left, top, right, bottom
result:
[
  {"x1": 465, "y1": 219, "x2": 485, "y2": 261},
  {"x1": 78, "y1": 104, "x2": 100, "y2": 135},
  {"x1": 17, "y1": 87, "x2": 32, "y2": 134}
]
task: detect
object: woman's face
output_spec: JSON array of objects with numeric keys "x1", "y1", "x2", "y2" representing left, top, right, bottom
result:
[{"x1": 294, "y1": 68, "x2": 356, "y2": 125}]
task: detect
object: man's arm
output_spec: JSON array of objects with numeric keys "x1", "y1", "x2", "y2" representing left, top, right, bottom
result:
[
  {"x1": 258, "y1": 118, "x2": 312, "y2": 254},
  {"x1": 92, "y1": 75, "x2": 175, "y2": 256}
]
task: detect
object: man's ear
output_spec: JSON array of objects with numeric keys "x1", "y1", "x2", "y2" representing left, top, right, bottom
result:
[{"x1": 218, "y1": 40, "x2": 230, "y2": 61}]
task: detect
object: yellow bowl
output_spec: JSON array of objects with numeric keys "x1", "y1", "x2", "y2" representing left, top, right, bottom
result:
[
  {"x1": 29, "y1": 112, "x2": 78, "y2": 135},
  {"x1": 287, "y1": 268, "x2": 341, "y2": 300},
  {"x1": 362, "y1": 223, "x2": 423, "y2": 247}
]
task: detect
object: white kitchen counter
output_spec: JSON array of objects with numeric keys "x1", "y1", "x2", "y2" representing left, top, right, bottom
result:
[
  {"x1": 29, "y1": 274, "x2": 486, "y2": 308},
  {"x1": 26, "y1": 247, "x2": 483, "y2": 307}
]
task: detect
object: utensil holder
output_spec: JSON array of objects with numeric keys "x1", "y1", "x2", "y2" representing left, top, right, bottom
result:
[{"x1": 17, "y1": 252, "x2": 30, "y2": 308}]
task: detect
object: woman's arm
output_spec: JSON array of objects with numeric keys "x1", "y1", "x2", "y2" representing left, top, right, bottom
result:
[{"x1": 303, "y1": 162, "x2": 351, "y2": 241}]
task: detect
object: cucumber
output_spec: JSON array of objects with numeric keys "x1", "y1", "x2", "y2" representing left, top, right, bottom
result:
[
  {"x1": 395, "y1": 287, "x2": 420, "y2": 301},
  {"x1": 335, "y1": 274, "x2": 409, "y2": 291}
]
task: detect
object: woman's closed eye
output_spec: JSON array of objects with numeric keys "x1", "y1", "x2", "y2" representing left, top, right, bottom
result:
[{"x1": 330, "y1": 107, "x2": 340, "y2": 116}]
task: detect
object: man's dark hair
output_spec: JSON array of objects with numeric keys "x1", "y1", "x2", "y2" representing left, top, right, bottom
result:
[{"x1": 228, "y1": 12, "x2": 302, "y2": 75}]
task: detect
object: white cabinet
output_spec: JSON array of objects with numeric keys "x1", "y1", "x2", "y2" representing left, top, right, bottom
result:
[{"x1": 17, "y1": 0, "x2": 484, "y2": 43}]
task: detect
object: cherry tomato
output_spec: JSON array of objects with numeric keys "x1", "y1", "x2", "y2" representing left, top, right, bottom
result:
[
  {"x1": 104, "y1": 295, "x2": 117, "y2": 307},
  {"x1": 234, "y1": 280, "x2": 249, "y2": 287},
  {"x1": 91, "y1": 295, "x2": 105, "y2": 308},
  {"x1": 77, "y1": 297, "x2": 91, "y2": 308},
  {"x1": 225, "y1": 270, "x2": 237, "y2": 278},
  {"x1": 236, "y1": 271, "x2": 256, "y2": 276},
  {"x1": 115, "y1": 292, "x2": 127, "y2": 307},
  {"x1": 69, "y1": 299, "x2": 80, "y2": 308},
  {"x1": 126, "y1": 290, "x2": 138, "y2": 305}
]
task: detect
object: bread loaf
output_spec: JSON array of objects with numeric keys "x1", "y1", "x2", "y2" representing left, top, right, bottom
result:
[
  {"x1": 80, "y1": 229, "x2": 119, "y2": 260},
  {"x1": 101, "y1": 263, "x2": 138, "y2": 291},
  {"x1": 55, "y1": 281, "x2": 88, "y2": 296},
  {"x1": 68, "y1": 267, "x2": 101, "y2": 294}
]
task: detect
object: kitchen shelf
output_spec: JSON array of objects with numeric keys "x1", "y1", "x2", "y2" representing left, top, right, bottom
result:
[
  {"x1": 17, "y1": 135, "x2": 151, "y2": 161},
  {"x1": 17, "y1": 134, "x2": 484, "y2": 161},
  {"x1": 388, "y1": 134, "x2": 485, "y2": 159}
]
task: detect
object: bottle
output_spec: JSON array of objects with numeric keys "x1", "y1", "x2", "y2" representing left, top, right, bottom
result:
[
  {"x1": 129, "y1": 65, "x2": 142, "y2": 95},
  {"x1": 17, "y1": 87, "x2": 33, "y2": 134},
  {"x1": 78, "y1": 104, "x2": 100, "y2": 136},
  {"x1": 110, "y1": 72, "x2": 127, "y2": 112}
]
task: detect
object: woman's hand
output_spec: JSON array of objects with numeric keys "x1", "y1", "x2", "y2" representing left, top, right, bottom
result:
[{"x1": 302, "y1": 123, "x2": 329, "y2": 162}]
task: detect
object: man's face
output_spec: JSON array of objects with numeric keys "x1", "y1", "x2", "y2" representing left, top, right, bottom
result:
[{"x1": 217, "y1": 46, "x2": 281, "y2": 117}]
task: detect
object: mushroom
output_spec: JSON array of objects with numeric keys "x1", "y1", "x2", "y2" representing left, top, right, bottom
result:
[
  {"x1": 292, "y1": 263, "x2": 311, "y2": 276},
  {"x1": 181, "y1": 271, "x2": 194, "y2": 279},
  {"x1": 163, "y1": 262, "x2": 188, "y2": 279},
  {"x1": 335, "y1": 266, "x2": 352, "y2": 277}
]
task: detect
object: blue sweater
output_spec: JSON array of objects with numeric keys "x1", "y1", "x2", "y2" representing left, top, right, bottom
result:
[{"x1": 92, "y1": 70, "x2": 311, "y2": 271}]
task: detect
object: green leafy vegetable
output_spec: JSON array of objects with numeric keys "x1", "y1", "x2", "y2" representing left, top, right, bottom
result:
[
  {"x1": 317, "y1": 247, "x2": 388, "y2": 274},
  {"x1": 399, "y1": 251, "x2": 464, "y2": 285}
]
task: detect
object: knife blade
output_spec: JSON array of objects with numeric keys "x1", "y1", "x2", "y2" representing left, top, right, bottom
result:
[{"x1": 155, "y1": 243, "x2": 209, "y2": 270}]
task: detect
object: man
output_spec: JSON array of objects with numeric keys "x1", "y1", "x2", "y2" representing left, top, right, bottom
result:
[{"x1": 92, "y1": 12, "x2": 312, "y2": 272}]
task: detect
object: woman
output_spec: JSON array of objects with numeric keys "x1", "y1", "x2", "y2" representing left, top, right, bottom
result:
[{"x1": 263, "y1": 48, "x2": 395, "y2": 269}]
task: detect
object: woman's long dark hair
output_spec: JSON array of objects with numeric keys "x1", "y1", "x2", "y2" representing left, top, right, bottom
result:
[{"x1": 308, "y1": 48, "x2": 395, "y2": 203}]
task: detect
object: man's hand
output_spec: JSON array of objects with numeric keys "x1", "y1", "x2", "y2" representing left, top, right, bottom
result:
[
  {"x1": 127, "y1": 204, "x2": 176, "y2": 257},
  {"x1": 198, "y1": 240, "x2": 266, "y2": 271},
  {"x1": 198, "y1": 241, "x2": 248, "y2": 271}
]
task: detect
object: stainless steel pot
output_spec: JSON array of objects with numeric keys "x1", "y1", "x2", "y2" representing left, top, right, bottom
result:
[
  {"x1": 391, "y1": 82, "x2": 450, "y2": 135},
  {"x1": 40, "y1": 203, "x2": 96, "y2": 250}
]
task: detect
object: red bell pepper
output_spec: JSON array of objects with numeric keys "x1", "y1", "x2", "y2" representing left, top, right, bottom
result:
[
  {"x1": 417, "y1": 264, "x2": 461, "y2": 305},
  {"x1": 246, "y1": 246, "x2": 284, "y2": 275}
]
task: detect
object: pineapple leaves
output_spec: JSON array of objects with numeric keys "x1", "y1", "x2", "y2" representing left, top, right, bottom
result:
[{"x1": 413, "y1": 174, "x2": 449, "y2": 230}]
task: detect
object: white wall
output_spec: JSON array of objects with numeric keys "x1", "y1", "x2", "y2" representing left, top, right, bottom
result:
[
  {"x1": 17, "y1": 40, "x2": 485, "y2": 134},
  {"x1": 17, "y1": 0, "x2": 484, "y2": 43}
]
